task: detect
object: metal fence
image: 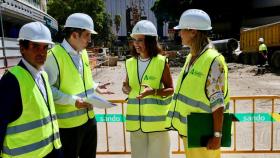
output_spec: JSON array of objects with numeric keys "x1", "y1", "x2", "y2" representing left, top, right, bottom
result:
[{"x1": 96, "y1": 96, "x2": 280, "y2": 155}]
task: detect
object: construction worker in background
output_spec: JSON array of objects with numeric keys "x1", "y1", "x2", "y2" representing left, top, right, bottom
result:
[
  {"x1": 44, "y1": 13, "x2": 113, "y2": 158},
  {"x1": 122, "y1": 20, "x2": 174, "y2": 158},
  {"x1": 257, "y1": 37, "x2": 268, "y2": 74},
  {"x1": 165, "y1": 9, "x2": 229, "y2": 158},
  {"x1": 0, "y1": 22, "x2": 62, "y2": 158}
]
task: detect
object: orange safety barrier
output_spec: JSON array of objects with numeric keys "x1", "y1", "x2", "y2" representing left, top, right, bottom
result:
[{"x1": 96, "y1": 96, "x2": 280, "y2": 155}]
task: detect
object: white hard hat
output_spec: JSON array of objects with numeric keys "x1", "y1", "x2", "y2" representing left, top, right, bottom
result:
[
  {"x1": 258, "y1": 37, "x2": 264, "y2": 42},
  {"x1": 18, "y1": 22, "x2": 54, "y2": 44},
  {"x1": 130, "y1": 20, "x2": 158, "y2": 38},
  {"x1": 64, "y1": 13, "x2": 97, "y2": 34},
  {"x1": 174, "y1": 9, "x2": 212, "y2": 30}
]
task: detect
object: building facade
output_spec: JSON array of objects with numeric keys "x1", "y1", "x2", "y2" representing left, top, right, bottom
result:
[{"x1": 104, "y1": 0, "x2": 168, "y2": 37}]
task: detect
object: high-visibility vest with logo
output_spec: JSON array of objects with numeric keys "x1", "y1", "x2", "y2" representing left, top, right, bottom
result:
[
  {"x1": 49, "y1": 45, "x2": 95, "y2": 128},
  {"x1": 166, "y1": 48, "x2": 230, "y2": 136},
  {"x1": 126, "y1": 55, "x2": 172, "y2": 132},
  {"x1": 2, "y1": 66, "x2": 61, "y2": 158}
]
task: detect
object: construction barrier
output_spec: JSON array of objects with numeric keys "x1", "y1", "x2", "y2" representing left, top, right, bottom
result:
[{"x1": 95, "y1": 96, "x2": 280, "y2": 155}]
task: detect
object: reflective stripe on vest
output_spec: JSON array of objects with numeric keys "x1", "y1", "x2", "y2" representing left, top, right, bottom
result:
[
  {"x1": 172, "y1": 93, "x2": 230, "y2": 113},
  {"x1": 167, "y1": 102, "x2": 230, "y2": 125},
  {"x1": 49, "y1": 45, "x2": 95, "y2": 128},
  {"x1": 3, "y1": 66, "x2": 61, "y2": 158},
  {"x1": 6, "y1": 115, "x2": 57, "y2": 135},
  {"x1": 166, "y1": 48, "x2": 230, "y2": 136},
  {"x1": 3, "y1": 132, "x2": 60, "y2": 156},
  {"x1": 125, "y1": 55, "x2": 171, "y2": 132},
  {"x1": 127, "y1": 97, "x2": 172, "y2": 105}
]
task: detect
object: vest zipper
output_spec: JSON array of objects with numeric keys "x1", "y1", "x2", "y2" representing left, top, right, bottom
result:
[{"x1": 137, "y1": 58, "x2": 152, "y2": 131}]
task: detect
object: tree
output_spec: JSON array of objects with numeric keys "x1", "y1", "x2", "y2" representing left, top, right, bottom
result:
[
  {"x1": 96, "y1": 13, "x2": 116, "y2": 47},
  {"x1": 151, "y1": 0, "x2": 191, "y2": 26},
  {"x1": 47, "y1": 0, "x2": 115, "y2": 46}
]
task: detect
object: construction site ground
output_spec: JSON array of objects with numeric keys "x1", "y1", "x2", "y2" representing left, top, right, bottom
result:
[{"x1": 93, "y1": 61, "x2": 280, "y2": 158}]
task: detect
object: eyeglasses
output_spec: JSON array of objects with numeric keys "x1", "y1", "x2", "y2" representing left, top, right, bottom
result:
[{"x1": 132, "y1": 38, "x2": 145, "y2": 43}]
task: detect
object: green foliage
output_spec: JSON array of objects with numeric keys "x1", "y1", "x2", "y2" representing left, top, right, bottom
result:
[
  {"x1": 95, "y1": 13, "x2": 116, "y2": 47},
  {"x1": 151, "y1": 0, "x2": 191, "y2": 24},
  {"x1": 47, "y1": 0, "x2": 115, "y2": 46}
]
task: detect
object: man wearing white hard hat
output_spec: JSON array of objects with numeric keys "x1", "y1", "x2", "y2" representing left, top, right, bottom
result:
[
  {"x1": 257, "y1": 37, "x2": 268, "y2": 74},
  {"x1": 165, "y1": 9, "x2": 230, "y2": 158},
  {"x1": 45, "y1": 13, "x2": 112, "y2": 158},
  {"x1": 0, "y1": 22, "x2": 62, "y2": 158}
]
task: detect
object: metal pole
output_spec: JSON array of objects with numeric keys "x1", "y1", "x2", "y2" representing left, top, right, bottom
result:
[{"x1": 0, "y1": 0, "x2": 7, "y2": 68}]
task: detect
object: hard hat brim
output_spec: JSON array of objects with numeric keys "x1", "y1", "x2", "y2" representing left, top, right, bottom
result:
[
  {"x1": 90, "y1": 30, "x2": 98, "y2": 34},
  {"x1": 130, "y1": 33, "x2": 158, "y2": 38},
  {"x1": 174, "y1": 25, "x2": 212, "y2": 30},
  {"x1": 17, "y1": 38, "x2": 54, "y2": 45},
  {"x1": 64, "y1": 26, "x2": 98, "y2": 34},
  {"x1": 173, "y1": 26, "x2": 182, "y2": 30}
]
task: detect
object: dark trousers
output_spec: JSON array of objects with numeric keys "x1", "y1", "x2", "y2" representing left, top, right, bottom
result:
[
  {"x1": 44, "y1": 148, "x2": 64, "y2": 158},
  {"x1": 59, "y1": 119, "x2": 97, "y2": 158},
  {"x1": 258, "y1": 53, "x2": 266, "y2": 67}
]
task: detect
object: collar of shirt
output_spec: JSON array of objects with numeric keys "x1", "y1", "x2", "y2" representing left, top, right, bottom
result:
[
  {"x1": 22, "y1": 59, "x2": 43, "y2": 79},
  {"x1": 61, "y1": 39, "x2": 82, "y2": 55}
]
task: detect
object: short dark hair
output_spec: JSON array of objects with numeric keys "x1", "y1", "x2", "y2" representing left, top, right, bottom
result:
[
  {"x1": 130, "y1": 35, "x2": 162, "y2": 58},
  {"x1": 19, "y1": 40, "x2": 30, "y2": 49},
  {"x1": 63, "y1": 27, "x2": 86, "y2": 40}
]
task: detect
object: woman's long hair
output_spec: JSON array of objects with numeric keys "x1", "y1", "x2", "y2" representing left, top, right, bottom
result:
[
  {"x1": 131, "y1": 36, "x2": 163, "y2": 58},
  {"x1": 190, "y1": 31, "x2": 211, "y2": 55}
]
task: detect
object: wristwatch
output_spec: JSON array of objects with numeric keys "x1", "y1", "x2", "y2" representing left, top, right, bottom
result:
[{"x1": 214, "y1": 131, "x2": 222, "y2": 138}]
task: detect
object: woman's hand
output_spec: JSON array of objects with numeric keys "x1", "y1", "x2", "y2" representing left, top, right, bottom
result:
[
  {"x1": 207, "y1": 137, "x2": 221, "y2": 150},
  {"x1": 136, "y1": 84, "x2": 154, "y2": 99}
]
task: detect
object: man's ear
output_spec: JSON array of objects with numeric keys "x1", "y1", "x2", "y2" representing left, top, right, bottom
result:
[
  {"x1": 190, "y1": 30, "x2": 198, "y2": 38},
  {"x1": 19, "y1": 46, "x2": 24, "y2": 55},
  {"x1": 71, "y1": 32, "x2": 79, "y2": 40}
]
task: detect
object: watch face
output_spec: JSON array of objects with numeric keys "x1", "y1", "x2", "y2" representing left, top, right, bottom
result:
[{"x1": 214, "y1": 132, "x2": 222, "y2": 137}]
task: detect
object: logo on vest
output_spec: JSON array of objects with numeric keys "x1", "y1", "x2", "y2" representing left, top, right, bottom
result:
[
  {"x1": 143, "y1": 75, "x2": 156, "y2": 81},
  {"x1": 189, "y1": 69, "x2": 203, "y2": 77}
]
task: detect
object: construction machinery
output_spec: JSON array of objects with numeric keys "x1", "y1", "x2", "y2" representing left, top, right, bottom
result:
[
  {"x1": 240, "y1": 22, "x2": 280, "y2": 70},
  {"x1": 212, "y1": 38, "x2": 238, "y2": 62}
]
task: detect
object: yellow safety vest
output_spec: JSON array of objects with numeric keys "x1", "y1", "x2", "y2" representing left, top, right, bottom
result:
[
  {"x1": 126, "y1": 55, "x2": 172, "y2": 132},
  {"x1": 2, "y1": 66, "x2": 61, "y2": 158},
  {"x1": 49, "y1": 45, "x2": 95, "y2": 128},
  {"x1": 259, "y1": 43, "x2": 267, "y2": 52},
  {"x1": 166, "y1": 48, "x2": 230, "y2": 136}
]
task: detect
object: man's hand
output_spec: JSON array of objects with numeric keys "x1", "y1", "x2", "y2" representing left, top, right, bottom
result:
[
  {"x1": 75, "y1": 98, "x2": 92, "y2": 109},
  {"x1": 136, "y1": 84, "x2": 154, "y2": 99},
  {"x1": 122, "y1": 82, "x2": 131, "y2": 94},
  {"x1": 96, "y1": 82, "x2": 114, "y2": 94},
  {"x1": 98, "y1": 82, "x2": 111, "y2": 89},
  {"x1": 207, "y1": 137, "x2": 221, "y2": 150}
]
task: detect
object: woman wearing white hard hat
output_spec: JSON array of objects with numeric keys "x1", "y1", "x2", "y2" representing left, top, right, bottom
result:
[
  {"x1": 165, "y1": 9, "x2": 230, "y2": 158},
  {"x1": 122, "y1": 20, "x2": 174, "y2": 158},
  {"x1": 0, "y1": 22, "x2": 63, "y2": 158}
]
